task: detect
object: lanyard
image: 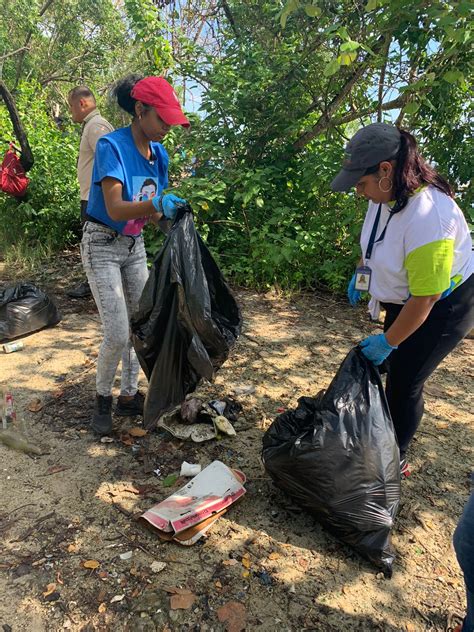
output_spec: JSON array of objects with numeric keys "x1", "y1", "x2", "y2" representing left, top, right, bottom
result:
[{"x1": 365, "y1": 203, "x2": 396, "y2": 260}]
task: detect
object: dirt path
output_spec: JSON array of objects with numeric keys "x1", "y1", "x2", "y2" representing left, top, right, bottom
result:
[{"x1": 1, "y1": 254, "x2": 472, "y2": 632}]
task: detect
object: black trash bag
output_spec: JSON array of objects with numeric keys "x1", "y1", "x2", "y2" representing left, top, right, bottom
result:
[
  {"x1": 262, "y1": 347, "x2": 400, "y2": 576},
  {"x1": 0, "y1": 282, "x2": 62, "y2": 341},
  {"x1": 131, "y1": 204, "x2": 242, "y2": 428}
]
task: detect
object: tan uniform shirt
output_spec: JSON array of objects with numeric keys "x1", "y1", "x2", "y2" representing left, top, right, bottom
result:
[{"x1": 77, "y1": 109, "x2": 114, "y2": 201}]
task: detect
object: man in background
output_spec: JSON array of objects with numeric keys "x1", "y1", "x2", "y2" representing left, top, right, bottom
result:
[{"x1": 66, "y1": 86, "x2": 113, "y2": 298}]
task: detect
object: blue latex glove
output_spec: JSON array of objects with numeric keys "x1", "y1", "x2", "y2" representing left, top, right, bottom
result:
[
  {"x1": 359, "y1": 334, "x2": 397, "y2": 366},
  {"x1": 347, "y1": 273, "x2": 361, "y2": 306},
  {"x1": 152, "y1": 193, "x2": 187, "y2": 220}
]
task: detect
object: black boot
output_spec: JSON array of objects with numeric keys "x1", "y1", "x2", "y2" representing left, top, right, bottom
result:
[
  {"x1": 66, "y1": 280, "x2": 91, "y2": 299},
  {"x1": 115, "y1": 391, "x2": 145, "y2": 417},
  {"x1": 92, "y1": 394, "x2": 113, "y2": 435}
]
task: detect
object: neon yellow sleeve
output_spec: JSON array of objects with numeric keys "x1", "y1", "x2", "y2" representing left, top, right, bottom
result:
[{"x1": 404, "y1": 239, "x2": 454, "y2": 296}]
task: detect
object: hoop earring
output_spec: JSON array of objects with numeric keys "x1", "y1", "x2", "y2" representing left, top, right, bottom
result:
[{"x1": 378, "y1": 176, "x2": 392, "y2": 193}]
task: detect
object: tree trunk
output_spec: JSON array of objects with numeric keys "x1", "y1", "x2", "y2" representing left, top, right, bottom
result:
[{"x1": 0, "y1": 80, "x2": 34, "y2": 172}]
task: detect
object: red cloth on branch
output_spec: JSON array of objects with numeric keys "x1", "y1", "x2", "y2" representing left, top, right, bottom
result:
[{"x1": 0, "y1": 144, "x2": 29, "y2": 197}]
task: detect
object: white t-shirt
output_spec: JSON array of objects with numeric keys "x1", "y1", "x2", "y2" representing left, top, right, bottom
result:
[{"x1": 360, "y1": 185, "x2": 473, "y2": 305}]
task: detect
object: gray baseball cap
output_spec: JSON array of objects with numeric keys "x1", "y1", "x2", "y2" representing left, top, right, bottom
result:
[{"x1": 331, "y1": 123, "x2": 401, "y2": 192}]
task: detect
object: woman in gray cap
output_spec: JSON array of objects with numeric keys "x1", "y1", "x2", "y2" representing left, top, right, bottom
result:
[{"x1": 331, "y1": 123, "x2": 473, "y2": 475}]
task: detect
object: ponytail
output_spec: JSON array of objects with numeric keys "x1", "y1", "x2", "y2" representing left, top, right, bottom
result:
[
  {"x1": 110, "y1": 74, "x2": 145, "y2": 116},
  {"x1": 393, "y1": 129, "x2": 454, "y2": 210}
]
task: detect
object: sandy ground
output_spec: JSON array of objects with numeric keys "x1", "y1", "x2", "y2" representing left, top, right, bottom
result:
[{"x1": 0, "y1": 252, "x2": 473, "y2": 632}]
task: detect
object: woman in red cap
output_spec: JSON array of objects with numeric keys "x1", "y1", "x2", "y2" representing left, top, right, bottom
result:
[
  {"x1": 331, "y1": 123, "x2": 473, "y2": 475},
  {"x1": 81, "y1": 74, "x2": 190, "y2": 435}
]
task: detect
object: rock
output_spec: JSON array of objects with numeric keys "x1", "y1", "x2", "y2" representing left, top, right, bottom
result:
[
  {"x1": 131, "y1": 590, "x2": 167, "y2": 613},
  {"x1": 12, "y1": 573, "x2": 35, "y2": 588},
  {"x1": 169, "y1": 609, "x2": 187, "y2": 624},
  {"x1": 150, "y1": 560, "x2": 167, "y2": 573},
  {"x1": 129, "y1": 614, "x2": 156, "y2": 632},
  {"x1": 152, "y1": 610, "x2": 170, "y2": 627}
]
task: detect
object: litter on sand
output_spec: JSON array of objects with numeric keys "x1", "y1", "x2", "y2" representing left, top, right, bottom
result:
[
  {"x1": 156, "y1": 397, "x2": 238, "y2": 442},
  {"x1": 141, "y1": 460, "x2": 246, "y2": 545},
  {"x1": 180, "y1": 461, "x2": 202, "y2": 477}
]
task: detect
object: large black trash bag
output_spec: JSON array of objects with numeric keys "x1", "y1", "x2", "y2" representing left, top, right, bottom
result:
[
  {"x1": 0, "y1": 282, "x2": 61, "y2": 341},
  {"x1": 131, "y1": 205, "x2": 242, "y2": 428},
  {"x1": 262, "y1": 347, "x2": 400, "y2": 575}
]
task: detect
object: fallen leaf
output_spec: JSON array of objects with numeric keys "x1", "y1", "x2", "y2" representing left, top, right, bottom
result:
[
  {"x1": 241, "y1": 570, "x2": 250, "y2": 578},
  {"x1": 150, "y1": 561, "x2": 167, "y2": 573},
  {"x1": 43, "y1": 583, "x2": 57, "y2": 597},
  {"x1": 98, "y1": 570, "x2": 109, "y2": 580},
  {"x1": 297, "y1": 557, "x2": 309, "y2": 570},
  {"x1": 170, "y1": 592, "x2": 196, "y2": 610},
  {"x1": 215, "y1": 580, "x2": 223, "y2": 589},
  {"x1": 67, "y1": 543, "x2": 78, "y2": 553},
  {"x1": 97, "y1": 589, "x2": 107, "y2": 603},
  {"x1": 136, "y1": 484, "x2": 158, "y2": 496},
  {"x1": 28, "y1": 398, "x2": 43, "y2": 412},
  {"x1": 128, "y1": 427, "x2": 147, "y2": 437},
  {"x1": 83, "y1": 559, "x2": 100, "y2": 570},
  {"x1": 120, "y1": 434, "x2": 135, "y2": 446},
  {"x1": 98, "y1": 603, "x2": 107, "y2": 613},
  {"x1": 110, "y1": 594, "x2": 125, "y2": 604},
  {"x1": 162, "y1": 473, "x2": 178, "y2": 488},
  {"x1": 241, "y1": 554, "x2": 251, "y2": 569},
  {"x1": 217, "y1": 601, "x2": 247, "y2": 632},
  {"x1": 268, "y1": 552, "x2": 281, "y2": 560},
  {"x1": 223, "y1": 559, "x2": 238, "y2": 566}
]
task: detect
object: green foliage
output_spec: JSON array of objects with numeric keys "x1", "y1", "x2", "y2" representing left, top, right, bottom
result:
[
  {"x1": 0, "y1": 82, "x2": 80, "y2": 250},
  {"x1": 0, "y1": 0, "x2": 471, "y2": 294}
]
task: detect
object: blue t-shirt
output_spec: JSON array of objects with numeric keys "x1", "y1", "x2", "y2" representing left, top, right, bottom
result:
[{"x1": 86, "y1": 126, "x2": 169, "y2": 235}]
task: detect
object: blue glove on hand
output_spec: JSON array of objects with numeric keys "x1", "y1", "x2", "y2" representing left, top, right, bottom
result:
[
  {"x1": 359, "y1": 334, "x2": 397, "y2": 366},
  {"x1": 152, "y1": 193, "x2": 187, "y2": 220},
  {"x1": 347, "y1": 273, "x2": 361, "y2": 306}
]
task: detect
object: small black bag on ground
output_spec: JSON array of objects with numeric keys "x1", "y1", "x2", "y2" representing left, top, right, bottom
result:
[
  {"x1": 0, "y1": 282, "x2": 61, "y2": 341},
  {"x1": 131, "y1": 205, "x2": 242, "y2": 428},
  {"x1": 262, "y1": 347, "x2": 400, "y2": 575}
]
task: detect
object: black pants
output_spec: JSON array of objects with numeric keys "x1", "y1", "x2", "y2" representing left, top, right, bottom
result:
[{"x1": 382, "y1": 273, "x2": 474, "y2": 458}]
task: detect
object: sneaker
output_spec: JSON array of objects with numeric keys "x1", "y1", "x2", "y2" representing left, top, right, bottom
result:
[
  {"x1": 91, "y1": 394, "x2": 113, "y2": 435},
  {"x1": 115, "y1": 391, "x2": 145, "y2": 417},
  {"x1": 66, "y1": 280, "x2": 91, "y2": 299},
  {"x1": 400, "y1": 459, "x2": 411, "y2": 478}
]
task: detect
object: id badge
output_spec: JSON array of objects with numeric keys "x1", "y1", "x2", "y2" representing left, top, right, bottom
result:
[{"x1": 355, "y1": 266, "x2": 372, "y2": 292}]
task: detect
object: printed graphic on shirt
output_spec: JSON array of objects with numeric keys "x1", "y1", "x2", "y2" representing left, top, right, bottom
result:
[
  {"x1": 133, "y1": 176, "x2": 158, "y2": 202},
  {"x1": 122, "y1": 176, "x2": 159, "y2": 236}
]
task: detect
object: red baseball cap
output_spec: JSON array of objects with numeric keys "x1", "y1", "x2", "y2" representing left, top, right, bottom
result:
[{"x1": 131, "y1": 76, "x2": 190, "y2": 127}]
